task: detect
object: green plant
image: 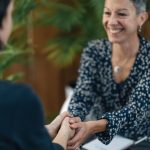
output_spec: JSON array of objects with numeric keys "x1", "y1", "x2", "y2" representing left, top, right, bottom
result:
[
  {"x1": 40, "y1": 0, "x2": 150, "y2": 67},
  {"x1": 1, "y1": 0, "x2": 149, "y2": 76},
  {"x1": 0, "y1": 0, "x2": 48, "y2": 80},
  {"x1": 42, "y1": 0, "x2": 106, "y2": 67},
  {"x1": 0, "y1": 0, "x2": 35, "y2": 80}
]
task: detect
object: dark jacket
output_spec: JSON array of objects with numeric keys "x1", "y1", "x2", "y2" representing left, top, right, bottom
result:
[{"x1": 0, "y1": 80, "x2": 63, "y2": 150}]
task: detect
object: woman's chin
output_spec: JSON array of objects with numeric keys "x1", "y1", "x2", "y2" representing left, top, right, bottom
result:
[{"x1": 108, "y1": 37, "x2": 125, "y2": 44}]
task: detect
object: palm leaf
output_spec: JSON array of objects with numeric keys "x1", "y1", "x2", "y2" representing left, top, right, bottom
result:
[{"x1": 45, "y1": 0, "x2": 106, "y2": 67}]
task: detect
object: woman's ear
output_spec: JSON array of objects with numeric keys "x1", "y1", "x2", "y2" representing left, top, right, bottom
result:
[{"x1": 138, "y1": 11, "x2": 149, "y2": 27}]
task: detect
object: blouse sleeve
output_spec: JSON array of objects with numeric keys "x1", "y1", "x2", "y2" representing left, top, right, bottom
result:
[
  {"x1": 68, "y1": 42, "x2": 101, "y2": 121},
  {"x1": 96, "y1": 70, "x2": 150, "y2": 144}
]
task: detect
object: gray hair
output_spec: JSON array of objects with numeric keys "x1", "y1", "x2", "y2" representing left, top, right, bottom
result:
[{"x1": 130, "y1": 0, "x2": 147, "y2": 14}]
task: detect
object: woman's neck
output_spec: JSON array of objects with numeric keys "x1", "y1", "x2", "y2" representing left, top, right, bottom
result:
[{"x1": 112, "y1": 36, "x2": 140, "y2": 59}]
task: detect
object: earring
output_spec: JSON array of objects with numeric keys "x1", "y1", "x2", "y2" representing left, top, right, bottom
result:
[{"x1": 138, "y1": 25, "x2": 142, "y2": 33}]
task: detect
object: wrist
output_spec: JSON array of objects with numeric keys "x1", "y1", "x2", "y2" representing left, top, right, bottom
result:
[
  {"x1": 88, "y1": 119, "x2": 108, "y2": 134},
  {"x1": 45, "y1": 124, "x2": 56, "y2": 139},
  {"x1": 53, "y1": 129, "x2": 69, "y2": 149}
]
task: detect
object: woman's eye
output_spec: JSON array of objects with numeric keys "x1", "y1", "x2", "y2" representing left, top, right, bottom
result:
[
  {"x1": 118, "y1": 13, "x2": 127, "y2": 16},
  {"x1": 104, "y1": 12, "x2": 111, "y2": 16}
]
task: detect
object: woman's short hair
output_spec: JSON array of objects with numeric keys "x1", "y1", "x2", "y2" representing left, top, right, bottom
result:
[{"x1": 130, "y1": 0, "x2": 147, "y2": 14}]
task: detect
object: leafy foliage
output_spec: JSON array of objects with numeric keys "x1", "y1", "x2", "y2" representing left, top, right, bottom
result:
[
  {"x1": 4, "y1": 0, "x2": 106, "y2": 69},
  {"x1": 1, "y1": 0, "x2": 149, "y2": 76},
  {"x1": 43, "y1": 0, "x2": 106, "y2": 67},
  {"x1": 0, "y1": 0, "x2": 46, "y2": 80},
  {"x1": 44, "y1": 0, "x2": 150, "y2": 67}
]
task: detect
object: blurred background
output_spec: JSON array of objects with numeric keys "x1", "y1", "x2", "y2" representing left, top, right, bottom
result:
[{"x1": 1, "y1": 0, "x2": 150, "y2": 122}]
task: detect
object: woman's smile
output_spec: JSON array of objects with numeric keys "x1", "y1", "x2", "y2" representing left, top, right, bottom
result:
[{"x1": 108, "y1": 26, "x2": 124, "y2": 34}]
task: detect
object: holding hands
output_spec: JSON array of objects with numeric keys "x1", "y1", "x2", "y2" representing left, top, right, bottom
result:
[
  {"x1": 46, "y1": 112, "x2": 83, "y2": 150},
  {"x1": 46, "y1": 112, "x2": 107, "y2": 150},
  {"x1": 67, "y1": 117, "x2": 91, "y2": 150},
  {"x1": 45, "y1": 111, "x2": 71, "y2": 139},
  {"x1": 67, "y1": 117, "x2": 108, "y2": 150},
  {"x1": 46, "y1": 112, "x2": 75, "y2": 149}
]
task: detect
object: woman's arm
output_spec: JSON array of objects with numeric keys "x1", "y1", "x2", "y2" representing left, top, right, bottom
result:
[
  {"x1": 68, "y1": 70, "x2": 150, "y2": 148},
  {"x1": 68, "y1": 41, "x2": 103, "y2": 120},
  {"x1": 96, "y1": 70, "x2": 150, "y2": 144},
  {"x1": 67, "y1": 118, "x2": 108, "y2": 149}
]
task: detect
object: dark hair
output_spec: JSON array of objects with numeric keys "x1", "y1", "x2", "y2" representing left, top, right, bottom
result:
[
  {"x1": 130, "y1": 0, "x2": 147, "y2": 14},
  {"x1": 0, "y1": 0, "x2": 11, "y2": 50}
]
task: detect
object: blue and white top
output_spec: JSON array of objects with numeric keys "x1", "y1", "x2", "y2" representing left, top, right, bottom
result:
[{"x1": 68, "y1": 36, "x2": 150, "y2": 144}]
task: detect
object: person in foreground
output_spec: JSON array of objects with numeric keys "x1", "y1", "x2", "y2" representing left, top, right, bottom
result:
[
  {"x1": 68, "y1": 0, "x2": 150, "y2": 149},
  {"x1": 0, "y1": 0, "x2": 74, "y2": 149}
]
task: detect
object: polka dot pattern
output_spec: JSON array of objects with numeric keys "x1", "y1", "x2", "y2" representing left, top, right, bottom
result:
[{"x1": 68, "y1": 37, "x2": 150, "y2": 144}]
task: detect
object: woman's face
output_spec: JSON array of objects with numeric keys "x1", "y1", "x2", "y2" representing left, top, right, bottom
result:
[
  {"x1": 102, "y1": 0, "x2": 145, "y2": 44},
  {"x1": 0, "y1": 0, "x2": 14, "y2": 45}
]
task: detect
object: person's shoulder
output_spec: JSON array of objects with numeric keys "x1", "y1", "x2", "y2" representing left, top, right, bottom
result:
[
  {"x1": 140, "y1": 36, "x2": 150, "y2": 50},
  {"x1": 86, "y1": 38, "x2": 110, "y2": 49},
  {"x1": 145, "y1": 38, "x2": 150, "y2": 54},
  {"x1": 0, "y1": 80, "x2": 40, "y2": 106},
  {"x1": 0, "y1": 80, "x2": 32, "y2": 95},
  {"x1": 83, "y1": 38, "x2": 111, "y2": 57},
  {"x1": 0, "y1": 80, "x2": 44, "y2": 129},
  {"x1": 140, "y1": 37, "x2": 150, "y2": 61}
]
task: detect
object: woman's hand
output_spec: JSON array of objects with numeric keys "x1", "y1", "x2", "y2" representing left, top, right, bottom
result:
[
  {"x1": 45, "y1": 111, "x2": 71, "y2": 139},
  {"x1": 67, "y1": 119, "x2": 108, "y2": 150},
  {"x1": 67, "y1": 121, "x2": 92, "y2": 150},
  {"x1": 59, "y1": 117, "x2": 75, "y2": 140},
  {"x1": 53, "y1": 117, "x2": 75, "y2": 149}
]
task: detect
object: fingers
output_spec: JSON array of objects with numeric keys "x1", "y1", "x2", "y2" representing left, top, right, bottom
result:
[
  {"x1": 59, "y1": 117, "x2": 75, "y2": 140},
  {"x1": 60, "y1": 117, "x2": 70, "y2": 130},
  {"x1": 59, "y1": 111, "x2": 70, "y2": 121},
  {"x1": 46, "y1": 112, "x2": 71, "y2": 139},
  {"x1": 60, "y1": 111, "x2": 70, "y2": 118},
  {"x1": 70, "y1": 122, "x2": 82, "y2": 130},
  {"x1": 67, "y1": 118, "x2": 83, "y2": 148},
  {"x1": 62, "y1": 116, "x2": 70, "y2": 125},
  {"x1": 67, "y1": 141, "x2": 80, "y2": 150},
  {"x1": 54, "y1": 112, "x2": 71, "y2": 126},
  {"x1": 69, "y1": 117, "x2": 81, "y2": 124},
  {"x1": 68, "y1": 128, "x2": 82, "y2": 145},
  {"x1": 67, "y1": 134, "x2": 82, "y2": 150},
  {"x1": 67, "y1": 122, "x2": 89, "y2": 149}
]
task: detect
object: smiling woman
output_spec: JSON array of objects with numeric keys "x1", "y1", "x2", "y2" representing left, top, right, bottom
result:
[
  {"x1": 67, "y1": 0, "x2": 150, "y2": 149},
  {"x1": 102, "y1": 0, "x2": 147, "y2": 45},
  {"x1": 102, "y1": 0, "x2": 148, "y2": 83}
]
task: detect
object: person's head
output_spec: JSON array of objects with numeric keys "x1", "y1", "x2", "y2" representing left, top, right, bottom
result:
[
  {"x1": 0, "y1": 0, "x2": 13, "y2": 50},
  {"x1": 102, "y1": 0, "x2": 148, "y2": 43}
]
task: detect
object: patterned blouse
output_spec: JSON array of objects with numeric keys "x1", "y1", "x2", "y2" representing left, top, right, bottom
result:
[{"x1": 68, "y1": 36, "x2": 150, "y2": 144}]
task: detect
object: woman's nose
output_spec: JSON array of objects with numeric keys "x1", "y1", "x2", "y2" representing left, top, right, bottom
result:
[{"x1": 108, "y1": 14, "x2": 118, "y2": 26}]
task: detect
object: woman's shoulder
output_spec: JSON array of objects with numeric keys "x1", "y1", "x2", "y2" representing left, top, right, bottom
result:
[
  {"x1": 82, "y1": 38, "x2": 111, "y2": 58},
  {"x1": 86, "y1": 38, "x2": 110, "y2": 50},
  {"x1": 139, "y1": 37, "x2": 150, "y2": 63},
  {"x1": 140, "y1": 36, "x2": 150, "y2": 51}
]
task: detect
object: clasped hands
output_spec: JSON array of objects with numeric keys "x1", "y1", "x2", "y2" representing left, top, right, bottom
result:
[{"x1": 45, "y1": 112, "x2": 91, "y2": 150}]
